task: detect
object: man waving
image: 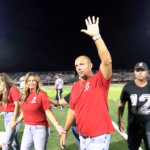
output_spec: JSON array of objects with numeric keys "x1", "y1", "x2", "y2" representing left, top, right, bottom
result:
[{"x1": 60, "y1": 16, "x2": 115, "y2": 150}]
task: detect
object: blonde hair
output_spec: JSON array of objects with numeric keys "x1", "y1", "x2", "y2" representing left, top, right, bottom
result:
[
  {"x1": 22, "y1": 72, "x2": 44, "y2": 104},
  {"x1": 0, "y1": 73, "x2": 17, "y2": 107}
]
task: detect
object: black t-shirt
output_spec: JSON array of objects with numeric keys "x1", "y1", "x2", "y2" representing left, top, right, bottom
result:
[
  {"x1": 64, "y1": 93, "x2": 76, "y2": 127},
  {"x1": 64, "y1": 93, "x2": 70, "y2": 103},
  {"x1": 120, "y1": 81, "x2": 150, "y2": 133}
]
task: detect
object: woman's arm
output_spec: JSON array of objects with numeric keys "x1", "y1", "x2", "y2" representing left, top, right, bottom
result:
[
  {"x1": 16, "y1": 111, "x2": 24, "y2": 123},
  {"x1": 10, "y1": 111, "x2": 24, "y2": 129},
  {"x1": 45, "y1": 109, "x2": 63, "y2": 134},
  {"x1": 10, "y1": 100, "x2": 20, "y2": 129}
]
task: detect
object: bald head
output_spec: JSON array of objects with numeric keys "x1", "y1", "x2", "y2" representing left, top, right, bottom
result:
[
  {"x1": 75, "y1": 55, "x2": 91, "y2": 64},
  {"x1": 75, "y1": 55, "x2": 93, "y2": 80}
]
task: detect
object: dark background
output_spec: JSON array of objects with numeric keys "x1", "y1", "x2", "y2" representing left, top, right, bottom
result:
[{"x1": 0, "y1": 0, "x2": 149, "y2": 72}]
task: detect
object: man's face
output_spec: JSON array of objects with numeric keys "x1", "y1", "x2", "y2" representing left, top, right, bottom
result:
[
  {"x1": 134, "y1": 68, "x2": 149, "y2": 81},
  {"x1": 55, "y1": 76, "x2": 59, "y2": 79},
  {"x1": 75, "y1": 57, "x2": 92, "y2": 78}
]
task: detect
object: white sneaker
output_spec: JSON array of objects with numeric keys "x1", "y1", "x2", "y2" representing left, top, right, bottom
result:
[
  {"x1": 53, "y1": 106, "x2": 58, "y2": 109},
  {"x1": 58, "y1": 107, "x2": 64, "y2": 110}
]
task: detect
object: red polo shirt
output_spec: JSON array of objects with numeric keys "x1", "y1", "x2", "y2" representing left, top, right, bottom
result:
[
  {"x1": 20, "y1": 92, "x2": 51, "y2": 127},
  {"x1": 0, "y1": 87, "x2": 20, "y2": 112},
  {"x1": 69, "y1": 69, "x2": 115, "y2": 137}
]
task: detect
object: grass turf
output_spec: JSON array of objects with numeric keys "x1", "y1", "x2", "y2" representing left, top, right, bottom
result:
[{"x1": 0, "y1": 85, "x2": 146, "y2": 150}]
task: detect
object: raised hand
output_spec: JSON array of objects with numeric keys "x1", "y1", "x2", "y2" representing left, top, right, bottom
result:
[{"x1": 81, "y1": 16, "x2": 100, "y2": 37}]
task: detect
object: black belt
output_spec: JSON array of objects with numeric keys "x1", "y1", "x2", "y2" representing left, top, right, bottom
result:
[
  {"x1": 79, "y1": 133, "x2": 97, "y2": 139},
  {"x1": 80, "y1": 133, "x2": 109, "y2": 139}
]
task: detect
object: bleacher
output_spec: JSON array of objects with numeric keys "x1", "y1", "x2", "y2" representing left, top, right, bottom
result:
[
  {"x1": 8, "y1": 71, "x2": 75, "y2": 85},
  {"x1": 111, "y1": 70, "x2": 150, "y2": 83},
  {"x1": 7, "y1": 69, "x2": 150, "y2": 85}
]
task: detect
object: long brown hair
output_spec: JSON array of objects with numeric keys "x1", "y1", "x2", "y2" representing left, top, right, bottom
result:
[
  {"x1": 22, "y1": 72, "x2": 44, "y2": 104},
  {"x1": 0, "y1": 73, "x2": 17, "y2": 107}
]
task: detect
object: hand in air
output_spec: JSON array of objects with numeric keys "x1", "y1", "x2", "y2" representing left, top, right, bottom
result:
[{"x1": 81, "y1": 16, "x2": 100, "y2": 37}]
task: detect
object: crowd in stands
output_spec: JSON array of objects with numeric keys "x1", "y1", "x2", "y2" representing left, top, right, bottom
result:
[
  {"x1": 7, "y1": 70, "x2": 150, "y2": 85},
  {"x1": 112, "y1": 72, "x2": 134, "y2": 82},
  {"x1": 112, "y1": 71, "x2": 150, "y2": 82},
  {"x1": 8, "y1": 71, "x2": 75, "y2": 85}
]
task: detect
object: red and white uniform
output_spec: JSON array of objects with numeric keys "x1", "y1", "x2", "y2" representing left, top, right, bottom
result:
[
  {"x1": 69, "y1": 69, "x2": 115, "y2": 137},
  {"x1": 20, "y1": 92, "x2": 51, "y2": 127},
  {"x1": 0, "y1": 87, "x2": 20, "y2": 112}
]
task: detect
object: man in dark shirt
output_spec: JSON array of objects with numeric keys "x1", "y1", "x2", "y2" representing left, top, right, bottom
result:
[{"x1": 118, "y1": 62, "x2": 150, "y2": 150}]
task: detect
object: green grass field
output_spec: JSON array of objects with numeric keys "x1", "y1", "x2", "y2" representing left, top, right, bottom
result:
[{"x1": 0, "y1": 85, "x2": 146, "y2": 150}]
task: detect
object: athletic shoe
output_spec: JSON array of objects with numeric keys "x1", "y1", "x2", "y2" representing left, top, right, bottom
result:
[{"x1": 53, "y1": 106, "x2": 58, "y2": 109}]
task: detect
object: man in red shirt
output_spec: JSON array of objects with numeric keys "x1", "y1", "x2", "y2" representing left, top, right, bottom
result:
[{"x1": 60, "y1": 16, "x2": 115, "y2": 150}]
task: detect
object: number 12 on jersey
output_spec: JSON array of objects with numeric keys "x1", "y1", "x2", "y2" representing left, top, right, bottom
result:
[{"x1": 130, "y1": 94, "x2": 150, "y2": 115}]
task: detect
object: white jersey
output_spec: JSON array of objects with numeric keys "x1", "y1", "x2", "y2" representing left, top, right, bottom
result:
[
  {"x1": 20, "y1": 81, "x2": 25, "y2": 89},
  {"x1": 55, "y1": 78, "x2": 63, "y2": 89}
]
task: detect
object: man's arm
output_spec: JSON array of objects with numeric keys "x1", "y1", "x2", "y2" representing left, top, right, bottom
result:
[
  {"x1": 118, "y1": 100, "x2": 126, "y2": 133},
  {"x1": 49, "y1": 93, "x2": 70, "y2": 106},
  {"x1": 96, "y1": 37, "x2": 112, "y2": 80},
  {"x1": 51, "y1": 85, "x2": 57, "y2": 93},
  {"x1": 49, "y1": 97, "x2": 68, "y2": 106},
  {"x1": 63, "y1": 108, "x2": 75, "y2": 131},
  {"x1": 81, "y1": 16, "x2": 112, "y2": 80},
  {"x1": 60, "y1": 108, "x2": 75, "y2": 149}
]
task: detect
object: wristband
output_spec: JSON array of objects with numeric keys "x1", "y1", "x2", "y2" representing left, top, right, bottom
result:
[
  {"x1": 62, "y1": 131, "x2": 67, "y2": 134},
  {"x1": 54, "y1": 122, "x2": 59, "y2": 127},
  {"x1": 92, "y1": 34, "x2": 101, "y2": 41},
  {"x1": 118, "y1": 121, "x2": 122, "y2": 124}
]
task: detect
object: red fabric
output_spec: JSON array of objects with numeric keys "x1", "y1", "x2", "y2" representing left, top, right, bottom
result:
[
  {"x1": 0, "y1": 87, "x2": 20, "y2": 112},
  {"x1": 20, "y1": 92, "x2": 51, "y2": 127},
  {"x1": 69, "y1": 70, "x2": 115, "y2": 137}
]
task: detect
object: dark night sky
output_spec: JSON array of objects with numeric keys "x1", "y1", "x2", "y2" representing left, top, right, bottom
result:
[{"x1": 0, "y1": 0, "x2": 149, "y2": 73}]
